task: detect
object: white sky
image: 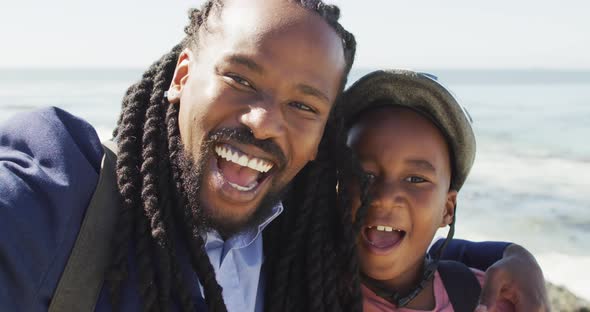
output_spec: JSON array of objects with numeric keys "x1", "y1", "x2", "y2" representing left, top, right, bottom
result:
[{"x1": 1, "y1": 0, "x2": 589, "y2": 69}]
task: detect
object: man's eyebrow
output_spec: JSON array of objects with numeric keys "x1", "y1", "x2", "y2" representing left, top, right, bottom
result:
[
  {"x1": 226, "y1": 55, "x2": 330, "y2": 104},
  {"x1": 296, "y1": 83, "x2": 330, "y2": 104},
  {"x1": 227, "y1": 55, "x2": 264, "y2": 74},
  {"x1": 405, "y1": 159, "x2": 436, "y2": 172}
]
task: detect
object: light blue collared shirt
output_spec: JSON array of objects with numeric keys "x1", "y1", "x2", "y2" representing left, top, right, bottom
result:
[{"x1": 202, "y1": 203, "x2": 283, "y2": 312}]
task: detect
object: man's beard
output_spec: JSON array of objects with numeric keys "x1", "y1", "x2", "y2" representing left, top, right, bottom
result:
[{"x1": 176, "y1": 128, "x2": 288, "y2": 238}]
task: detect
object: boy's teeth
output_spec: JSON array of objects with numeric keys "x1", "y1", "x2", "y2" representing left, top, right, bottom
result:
[
  {"x1": 375, "y1": 225, "x2": 395, "y2": 232},
  {"x1": 215, "y1": 145, "x2": 274, "y2": 173}
]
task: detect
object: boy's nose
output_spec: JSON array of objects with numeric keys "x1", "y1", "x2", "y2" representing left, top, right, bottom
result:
[{"x1": 370, "y1": 182, "x2": 405, "y2": 209}]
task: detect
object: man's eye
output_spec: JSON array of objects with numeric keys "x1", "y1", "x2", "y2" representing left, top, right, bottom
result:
[
  {"x1": 289, "y1": 101, "x2": 316, "y2": 113},
  {"x1": 364, "y1": 172, "x2": 377, "y2": 182},
  {"x1": 405, "y1": 176, "x2": 426, "y2": 183},
  {"x1": 226, "y1": 74, "x2": 253, "y2": 88}
]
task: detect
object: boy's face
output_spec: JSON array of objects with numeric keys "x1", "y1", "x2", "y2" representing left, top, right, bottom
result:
[
  {"x1": 167, "y1": 0, "x2": 346, "y2": 234},
  {"x1": 347, "y1": 106, "x2": 457, "y2": 290}
]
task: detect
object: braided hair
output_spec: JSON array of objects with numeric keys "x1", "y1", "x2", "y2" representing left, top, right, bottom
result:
[{"x1": 106, "y1": 1, "x2": 362, "y2": 311}]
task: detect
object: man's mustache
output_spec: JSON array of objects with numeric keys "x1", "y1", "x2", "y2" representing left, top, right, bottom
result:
[{"x1": 205, "y1": 127, "x2": 287, "y2": 170}]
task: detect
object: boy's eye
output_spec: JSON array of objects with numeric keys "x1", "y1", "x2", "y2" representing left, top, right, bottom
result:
[
  {"x1": 405, "y1": 176, "x2": 426, "y2": 183},
  {"x1": 289, "y1": 101, "x2": 316, "y2": 113}
]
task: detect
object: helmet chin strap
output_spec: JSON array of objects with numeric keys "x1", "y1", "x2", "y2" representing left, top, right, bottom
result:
[{"x1": 361, "y1": 204, "x2": 457, "y2": 308}]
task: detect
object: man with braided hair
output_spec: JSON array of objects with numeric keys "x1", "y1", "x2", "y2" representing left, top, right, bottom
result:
[{"x1": 0, "y1": 0, "x2": 547, "y2": 311}]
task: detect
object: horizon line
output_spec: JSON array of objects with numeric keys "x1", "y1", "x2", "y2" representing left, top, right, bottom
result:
[{"x1": 2, "y1": 66, "x2": 590, "y2": 72}]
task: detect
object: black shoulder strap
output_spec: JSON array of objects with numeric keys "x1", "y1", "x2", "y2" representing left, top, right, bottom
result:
[
  {"x1": 437, "y1": 260, "x2": 482, "y2": 312},
  {"x1": 49, "y1": 141, "x2": 120, "y2": 312}
]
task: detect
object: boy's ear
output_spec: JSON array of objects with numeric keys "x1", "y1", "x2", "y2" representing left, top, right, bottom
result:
[
  {"x1": 440, "y1": 190, "x2": 457, "y2": 227},
  {"x1": 167, "y1": 49, "x2": 193, "y2": 105}
]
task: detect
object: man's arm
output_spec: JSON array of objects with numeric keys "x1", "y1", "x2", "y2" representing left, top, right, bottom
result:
[
  {"x1": 0, "y1": 107, "x2": 103, "y2": 310},
  {"x1": 430, "y1": 239, "x2": 549, "y2": 312},
  {"x1": 476, "y1": 244, "x2": 549, "y2": 312},
  {"x1": 430, "y1": 238, "x2": 510, "y2": 271}
]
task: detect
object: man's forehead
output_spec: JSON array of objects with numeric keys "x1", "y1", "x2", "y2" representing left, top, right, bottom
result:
[
  {"x1": 216, "y1": 0, "x2": 314, "y2": 38},
  {"x1": 199, "y1": 6, "x2": 344, "y2": 103},
  {"x1": 200, "y1": 0, "x2": 314, "y2": 53},
  {"x1": 195, "y1": 0, "x2": 345, "y2": 111},
  {"x1": 221, "y1": 0, "x2": 302, "y2": 20}
]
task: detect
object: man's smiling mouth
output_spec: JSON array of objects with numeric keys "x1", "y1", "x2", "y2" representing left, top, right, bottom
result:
[{"x1": 214, "y1": 143, "x2": 275, "y2": 192}]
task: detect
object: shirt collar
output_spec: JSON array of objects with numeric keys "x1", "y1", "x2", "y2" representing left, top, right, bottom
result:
[{"x1": 204, "y1": 201, "x2": 284, "y2": 250}]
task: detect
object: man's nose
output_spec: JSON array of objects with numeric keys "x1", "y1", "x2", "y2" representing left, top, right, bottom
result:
[{"x1": 239, "y1": 101, "x2": 286, "y2": 140}]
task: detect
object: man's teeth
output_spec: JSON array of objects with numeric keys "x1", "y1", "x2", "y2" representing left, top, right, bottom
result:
[
  {"x1": 215, "y1": 145, "x2": 274, "y2": 173},
  {"x1": 228, "y1": 181, "x2": 257, "y2": 192}
]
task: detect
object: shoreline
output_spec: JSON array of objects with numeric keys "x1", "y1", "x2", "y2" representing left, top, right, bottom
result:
[
  {"x1": 445, "y1": 228, "x2": 590, "y2": 302},
  {"x1": 547, "y1": 282, "x2": 590, "y2": 312}
]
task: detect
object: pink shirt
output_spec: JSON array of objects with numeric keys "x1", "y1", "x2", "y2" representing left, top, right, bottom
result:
[{"x1": 362, "y1": 268, "x2": 485, "y2": 312}]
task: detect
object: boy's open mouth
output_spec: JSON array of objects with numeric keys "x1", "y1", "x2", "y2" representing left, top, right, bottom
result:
[
  {"x1": 363, "y1": 225, "x2": 406, "y2": 250},
  {"x1": 214, "y1": 143, "x2": 275, "y2": 192}
]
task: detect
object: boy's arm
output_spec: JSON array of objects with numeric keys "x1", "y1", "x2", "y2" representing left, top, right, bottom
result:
[{"x1": 430, "y1": 239, "x2": 549, "y2": 312}]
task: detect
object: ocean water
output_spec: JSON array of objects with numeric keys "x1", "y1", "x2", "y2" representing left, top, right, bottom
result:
[{"x1": 1, "y1": 68, "x2": 589, "y2": 300}]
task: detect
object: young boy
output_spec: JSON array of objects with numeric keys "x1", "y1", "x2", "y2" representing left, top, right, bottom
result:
[{"x1": 342, "y1": 69, "x2": 500, "y2": 311}]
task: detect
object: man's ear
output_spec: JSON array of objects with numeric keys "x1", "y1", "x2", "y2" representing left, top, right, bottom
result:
[
  {"x1": 441, "y1": 190, "x2": 457, "y2": 227},
  {"x1": 167, "y1": 49, "x2": 193, "y2": 104}
]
